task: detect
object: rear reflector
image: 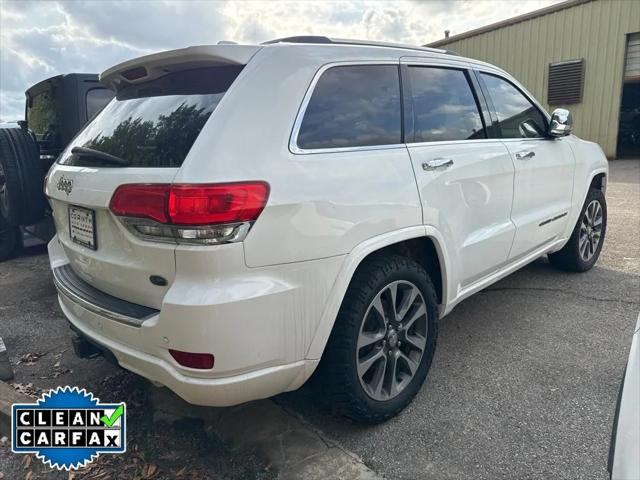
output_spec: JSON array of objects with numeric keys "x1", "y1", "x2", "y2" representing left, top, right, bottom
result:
[
  {"x1": 109, "y1": 182, "x2": 269, "y2": 226},
  {"x1": 169, "y1": 349, "x2": 215, "y2": 369}
]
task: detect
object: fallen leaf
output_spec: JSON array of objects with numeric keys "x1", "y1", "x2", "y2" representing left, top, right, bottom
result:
[
  {"x1": 25, "y1": 472, "x2": 33, "y2": 480},
  {"x1": 87, "y1": 471, "x2": 109, "y2": 479},
  {"x1": 142, "y1": 463, "x2": 158, "y2": 478},
  {"x1": 17, "y1": 352, "x2": 46, "y2": 365},
  {"x1": 22, "y1": 455, "x2": 31, "y2": 469},
  {"x1": 10, "y1": 383, "x2": 40, "y2": 398}
]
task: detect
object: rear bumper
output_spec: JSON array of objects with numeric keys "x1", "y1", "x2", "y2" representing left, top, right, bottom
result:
[
  {"x1": 52, "y1": 264, "x2": 158, "y2": 327},
  {"x1": 58, "y1": 293, "x2": 314, "y2": 406},
  {"x1": 48, "y1": 235, "x2": 338, "y2": 406}
]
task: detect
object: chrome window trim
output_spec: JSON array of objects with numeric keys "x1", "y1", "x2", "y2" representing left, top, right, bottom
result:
[
  {"x1": 289, "y1": 61, "x2": 554, "y2": 154},
  {"x1": 405, "y1": 137, "x2": 556, "y2": 149},
  {"x1": 406, "y1": 138, "x2": 510, "y2": 148},
  {"x1": 400, "y1": 56, "x2": 472, "y2": 69},
  {"x1": 289, "y1": 60, "x2": 403, "y2": 155},
  {"x1": 499, "y1": 137, "x2": 555, "y2": 143}
]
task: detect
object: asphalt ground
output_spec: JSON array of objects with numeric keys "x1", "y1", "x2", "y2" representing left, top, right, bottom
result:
[
  {"x1": 0, "y1": 257, "x2": 274, "y2": 475},
  {"x1": 0, "y1": 159, "x2": 638, "y2": 479},
  {"x1": 278, "y1": 159, "x2": 640, "y2": 479}
]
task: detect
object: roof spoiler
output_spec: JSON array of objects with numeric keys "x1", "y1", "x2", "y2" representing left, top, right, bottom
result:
[{"x1": 100, "y1": 45, "x2": 261, "y2": 91}]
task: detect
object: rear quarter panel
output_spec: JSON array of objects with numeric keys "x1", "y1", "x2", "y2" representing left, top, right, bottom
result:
[{"x1": 174, "y1": 46, "x2": 423, "y2": 267}]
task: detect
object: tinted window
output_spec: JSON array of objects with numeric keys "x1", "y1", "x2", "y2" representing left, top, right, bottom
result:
[
  {"x1": 297, "y1": 65, "x2": 401, "y2": 150},
  {"x1": 60, "y1": 66, "x2": 243, "y2": 168},
  {"x1": 409, "y1": 67, "x2": 485, "y2": 142},
  {"x1": 27, "y1": 87, "x2": 58, "y2": 137},
  {"x1": 86, "y1": 88, "x2": 115, "y2": 120},
  {"x1": 481, "y1": 73, "x2": 547, "y2": 138}
]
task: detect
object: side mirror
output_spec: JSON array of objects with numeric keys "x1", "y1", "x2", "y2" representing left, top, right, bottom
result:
[{"x1": 549, "y1": 108, "x2": 573, "y2": 137}]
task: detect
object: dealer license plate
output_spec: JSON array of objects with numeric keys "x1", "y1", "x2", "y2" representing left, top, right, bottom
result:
[{"x1": 68, "y1": 206, "x2": 97, "y2": 250}]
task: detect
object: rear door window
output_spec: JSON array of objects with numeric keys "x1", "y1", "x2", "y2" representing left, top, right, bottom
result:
[
  {"x1": 408, "y1": 67, "x2": 486, "y2": 142},
  {"x1": 296, "y1": 65, "x2": 402, "y2": 150},
  {"x1": 480, "y1": 73, "x2": 547, "y2": 138},
  {"x1": 60, "y1": 65, "x2": 243, "y2": 168}
]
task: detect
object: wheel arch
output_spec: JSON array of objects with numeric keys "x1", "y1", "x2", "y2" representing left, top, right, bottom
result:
[
  {"x1": 559, "y1": 166, "x2": 608, "y2": 244},
  {"x1": 590, "y1": 171, "x2": 607, "y2": 193},
  {"x1": 305, "y1": 226, "x2": 451, "y2": 360}
]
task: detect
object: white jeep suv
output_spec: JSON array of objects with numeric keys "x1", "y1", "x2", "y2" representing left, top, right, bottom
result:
[{"x1": 46, "y1": 37, "x2": 608, "y2": 423}]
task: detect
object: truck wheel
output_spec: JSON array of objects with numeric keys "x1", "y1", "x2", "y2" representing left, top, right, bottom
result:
[
  {"x1": 320, "y1": 254, "x2": 438, "y2": 424},
  {"x1": 548, "y1": 187, "x2": 607, "y2": 272},
  {"x1": 0, "y1": 128, "x2": 45, "y2": 226},
  {"x1": 0, "y1": 215, "x2": 18, "y2": 262}
]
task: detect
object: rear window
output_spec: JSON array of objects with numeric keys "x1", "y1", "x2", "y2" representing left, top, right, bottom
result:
[
  {"x1": 60, "y1": 66, "x2": 243, "y2": 168},
  {"x1": 296, "y1": 65, "x2": 402, "y2": 150},
  {"x1": 27, "y1": 86, "x2": 58, "y2": 138}
]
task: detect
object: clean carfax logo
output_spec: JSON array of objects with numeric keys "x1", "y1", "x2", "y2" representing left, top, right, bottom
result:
[{"x1": 11, "y1": 386, "x2": 126, "y2": 470}]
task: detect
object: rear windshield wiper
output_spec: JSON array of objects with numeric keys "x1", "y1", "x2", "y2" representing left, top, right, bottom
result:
[{"x1": 71, "y1": 146, "x2": 131, "y2": 166}]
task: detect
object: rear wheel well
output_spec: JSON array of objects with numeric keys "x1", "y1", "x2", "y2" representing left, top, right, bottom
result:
[
  {"x1": 590, "y1": 173, "x2": 606, "y2": 192},
  {"x1": 355, "y1": 237, "x2": 443, "y2": 304}
]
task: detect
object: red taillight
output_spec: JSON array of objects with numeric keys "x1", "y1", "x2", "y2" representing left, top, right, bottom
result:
[
  {"x1": 169, "y1": 349, "x2": 215, "y2": 369},
  {"x1": 109, "y1": 184, "x2": 170, "y2": 223},
  {"x1": 167, "y1": 183, "x2": 269, "y2": 225},
  {"x1": 109, "y1": 182, "x2": 269, "y2": 226}
]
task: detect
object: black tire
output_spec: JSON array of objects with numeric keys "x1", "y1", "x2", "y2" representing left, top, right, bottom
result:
[
  {"x1": 319, "y1": 254, "x2": 438, "y2": 424},
  {"x1": 0, "y1": 127, "x2": 45, "y2": 226},
  {"x1": 548, "y1": 187, "x2": 607, "y2": 272},
  {"x1": 0, "y1": 214, "x2": 19, "y2": 262}
]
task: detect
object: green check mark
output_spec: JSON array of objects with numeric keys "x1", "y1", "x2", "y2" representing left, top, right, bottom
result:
[{"x1": 100, "y1": 404, "x2": 124, "y2": 427}]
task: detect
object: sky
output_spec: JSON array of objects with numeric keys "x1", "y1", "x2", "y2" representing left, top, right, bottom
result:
[{"x1": 0, "y1": 0, "x2": 562, "y2": 121}]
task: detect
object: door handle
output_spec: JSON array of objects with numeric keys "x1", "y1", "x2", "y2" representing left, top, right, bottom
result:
[
  {"x1": 422, "y1": 158, "x2": 454, "y2": 171},
  {"x1": 515, "y1": 150, "x2": 536, "y2": 160}
]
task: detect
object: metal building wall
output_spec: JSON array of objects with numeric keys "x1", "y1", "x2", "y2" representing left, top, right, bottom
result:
[{"x1": 429, "y1": 0, "x2": 640, "y2": 158}]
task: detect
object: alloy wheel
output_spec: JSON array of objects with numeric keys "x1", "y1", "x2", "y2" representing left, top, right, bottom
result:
[
  {"x1": 579, "y1": 199, "x2": 603, "y2": 262},
  {"x1": 356, "y1": 280, "x2": 428, "y2": 401}
]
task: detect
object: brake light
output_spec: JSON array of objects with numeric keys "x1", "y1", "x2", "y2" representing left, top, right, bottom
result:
[
  {"x1": 109, "y1": 182, "x2": 269, "y2": 244},
  {"x1": 109, "y1": 184, "x2": 169, "y2": 223},
  {"x1": 168, "y1": 183, "x2": 269, "y2": 225},
  {"x1": 169, "y1": 349, "x2": 215, "y2": 369}
]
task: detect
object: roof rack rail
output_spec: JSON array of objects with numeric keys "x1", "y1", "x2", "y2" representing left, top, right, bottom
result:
[{"x1": 262, "y1": 36, "x2": 458, "y2": 55}]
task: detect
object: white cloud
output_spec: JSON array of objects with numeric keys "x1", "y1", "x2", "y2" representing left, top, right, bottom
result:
[{"x1": 0, "y1": 0, "x2": 560, "y2": 121}]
